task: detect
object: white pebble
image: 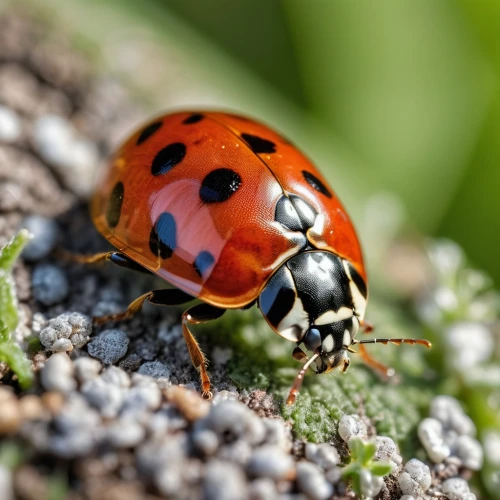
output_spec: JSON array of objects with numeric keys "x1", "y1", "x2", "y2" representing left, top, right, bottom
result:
[
  {"x1": 0, "y1": 106, "x2": 21, "y2": 142},
  {"x1": 360, "y1": 469, "x2": 384, "y2": 499},
  {"x1": 106, "y1": 419, "x2": 145, "y2": 448},
  {"x1": 338, "y1": 414, "x2": 368, "y2": 442},
  {"x1": 430, "y1": 395, "x2": 476, "y2": 436},
  {"x1": 398, "y1": 458, "x2": 431, "y2": 496},
  {"x1": 100, "y1": 366, "x2": 131, "y2": 389},
  {"x1": 73, "y1": 357, "x2": 102, "y2": 383},
  {"x1": 442, "y1": 477, "x2": 476, "y2": 500},
  {"x1": 418, "y1": 418, "x2": 450, "y2": 463},
  {"x1": 453, "y1": 435, "x2": 483, "y2": 470},
  {"x1": 400, "y1": 496, "x2": 416, "y2": 500},
  {"x1": 296, "y1": 461, "x2": 334, "y2": 500},
  {"x1": 0, "y1": 465, "x2": 14, "y2": 500},
  {"x1": 375, "y1": 435, "x2": 402, "y2": 466},
  {"x1": 305, "y1": 443, "x2": 340, "y2": 470},
  {"x1": 247, "y1": 445, "x2": 294, "y2": 480},
  {"x1": 51, "y1": 338, "x2": 74, "y2": 352},
  {"x1": 41, "y1": 352, "x2": 75, "y2": 393}
]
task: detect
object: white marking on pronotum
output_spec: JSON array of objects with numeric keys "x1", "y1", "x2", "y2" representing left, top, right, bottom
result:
[
  {"x1": 277, "y1": 295, "x2": 309, "y2": 342},
  {"x1": 322, "y1": 334, "x2": 335, "y2": 352},
  {"x1": 342, "y1": 260, "x2": 367, "y2": 319},
  {"x1": 343, "y1": 329, "x2": 351, "y2": 348},
  {"x1": 315, "y1": 306, "x2": 353, "y2": 326}
]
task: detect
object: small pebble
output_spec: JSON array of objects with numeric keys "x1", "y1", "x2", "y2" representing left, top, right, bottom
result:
[
  {"x1": 192, "y1": 428, "x2": 219, "y2": 456},
  {"x1": 296, "y1": 461, "x2": 334, "y2": 500},
  {"x1": 138, "y1": 360, "x2": 171, "y2": 379},
  {"x1": 121, "y1": 381, "x2": 162, "y2": 415},
  {"x1": 398, "y1": 458, "x2": 431, "y2": 497},
  {"x1": 119, "y1": 354, "x2": 142, "y2": 373},
  {"x1": 32, "y1": 264, "x2": 69, "y2": 306},
  {"x1": 0, "y1": 465, "x2": 14, "y2": 500},
  {"x1": 375, "y1": 435, "x2": 402, "y2": 466},
  {"x1": 453, "y1": 435, "x2": 483, "y2": 470},
  {"x1": 305, "y1": 443, "x2": 340, "y2": 470},
  {"x1": 262, "y1": 418, "x2": 292, "y2": 451},
  {"x1": 87, "y1": 329, "x2": 129, "y2": 364},
  {"x1": 248, "y1": 478, "x2": 278, "y2": 500},
  {"x1": 198, "y1": 400, "x2": 266, "y2": 446},
  {"x1": 218, "y1": 440, "x2": 253, "y2": 466},
  {"x1": 73, "y1": 356, "x2": 102, "y2": 383},
  {"x1": 40, "y1": 352, "x2": 75, "y2": 393},
  {"x1": 100, "y1": 366, "x2": 130, "y2": 389},
  {"x1": 51, "y1": 338, "x2": 73, "y2": 352},
  {"x1": 338, "y1": 414, "x2": 368, "y2": 442},
  {"x1": 247, "y1": 445, "x2": 294, "y2": 480},
  {"x1": 0, "y1": 105, "x2": 21, "y2": 143},
  {"x1": 81, "y1": 377, "x2": 124, "y2": 418},
  {"x1": 441, "y1": 477, "x2": 476, "y2": 500},
  {"x1": 360, "y1": 469, "x2": 384, "y2": 499},
  {"x1": 0, "y1": 388, "x2": 21, "y2": 434},
  {"x1": 400, "y1": 496, "x2": 416, "y2": 500},
  {"x1": 105, "y1": 419, "x2": 145, "y2": 448},
  {"x1": 164, "y1": 386, "x2": 210, "y2": 422},
  {"x1": 418, "y1": 418, "x2": 450, "y2": 463},
  {"x1": 20, "y1": 215, "x2": 59, "y2": 261},
  {"x1": 430, "y1": 395, "x2": 476, "y2": 436},
  {"x1": 203, "y1": 460, "x2": 248, "y2": 500}
]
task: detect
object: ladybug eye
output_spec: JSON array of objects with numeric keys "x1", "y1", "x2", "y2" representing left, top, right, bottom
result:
[{"x1": 303, "y1": 327, "x2": 321, "y2": 351}]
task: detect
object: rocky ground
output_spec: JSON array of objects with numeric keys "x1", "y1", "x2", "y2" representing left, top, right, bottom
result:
[{"x1": 0, "y1": 8, "x2": 489, "y2": 500}]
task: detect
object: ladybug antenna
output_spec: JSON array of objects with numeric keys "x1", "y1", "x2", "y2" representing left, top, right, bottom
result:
[
  {"x1": 286, "y1": 352, "x2": 320, "y2": 406},
  {"x1": 353, "y1": 338, "x2": 432, "y2": 348}
]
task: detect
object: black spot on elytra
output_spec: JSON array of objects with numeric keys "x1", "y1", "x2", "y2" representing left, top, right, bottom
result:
[
  {"x1": 348, "y1": 262, "x2": 367, "y2": 298},
  {"x1": 136, "y1": 121, "x2": 163, "y2": 145},
  {"x1": 302, "y1": 171, "x2": 332, "y2": 198},
  {"x1": 183, "y1": 113, "x2": 204, "y2": 125},
  {"x1": 241, "y1": 133, "x2": 276, "y2": 154},
  {"x1": 151, "y1": 143, "x2": 186, "y2": 176},
  {"x1": 149, "y1": 212, "x2": 177, "y2": 259},
  {"x1": 193, "y1": 250, "x2": 215, "y2": 278},
  {"x1": 106, "y1": 182, "x2": 124, "y2": 228},
  {"x1": 199, "y1": 168, "x2": 241, "y2": 203}
]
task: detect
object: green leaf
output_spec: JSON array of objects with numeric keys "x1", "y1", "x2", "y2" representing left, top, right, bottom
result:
[
  {"x1": 348, "y1": 437, "x2": 364, "y2": 461},
  {"x1": 0, "y1": 229, "x2": 32, "y2": 272},
  {"x1": 0, "y1": 342, "x2": 33, "y2": 390},
  {"x1": 360, "y1": 440, "x2": 377, "y2": 466},
  {"x1": 0, "y1": 273, "x2": 19, "y2": 334},
  {"x1": 370, "y1": 461, "x2": 394, "y2": 477}
]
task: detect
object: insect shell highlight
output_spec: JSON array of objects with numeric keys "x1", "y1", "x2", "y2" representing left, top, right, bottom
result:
[{"x1": 91, "y1": 111, "x2": 370, "y2": 400}]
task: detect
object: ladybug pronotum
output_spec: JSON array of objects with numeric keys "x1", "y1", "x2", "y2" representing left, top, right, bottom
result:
[{"x1": 75, "y1": 111, "x2": 430, "y2": 404}]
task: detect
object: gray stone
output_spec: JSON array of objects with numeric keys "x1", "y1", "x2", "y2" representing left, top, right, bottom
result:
[
  {"x1": 20, "y1": 215, "x2": 59, "y2": 261},
  {"x1": 442, "y1": 477, "x2": 476, "y2": 500},
  {"x1": 138, "y1": 360, "x2": 171, "y2": 379},
  {"x1": 203, "y1": 460, "x2": 248, "y2": 500},
  {"x1": 0, "y1": 105, "x2": 21, "y2": 143},
  {"x1": 430, "y1": 395, "x2": 476, "y2": 436},
  {"x1": 40, "y1": 352, "x2": 75, "y2": 393},
  {"x1": 192, "y1": 429, "x2": 219, "y2": 456},
  {"x1": 360, "y1": 469, "x2": 384, "y2": 499},
  {"x1": 418, "y1": 418, "x2": 450, "y2": 463},
  {"x1": 105, "y1": 418, "x2": 145, "y2": 448},
  {"x1": 32, "y1": 264, "x2": 69, "y2": 306},
  {"x1": 81, "y1": 377, "x2": 124, "y2": 418},
  {"x1": 398, "y1": 458, "x2": 431, "y2": 497},
  {"x1": 87, "y1": 329, "x2": 129, "y2": 364},
  {"x1": 305, "y1": 442, "x2": 340, "y2": 470},
  {"x1": 247, "y1": 445, "x2": 294, "y2": 480},
  {"x1": 338, "y1": 414, "x2": 368, "y2": 442},
  {"x1": 296, "y1": 461, "x2": 333, "y2": 500},
  {"x1": 73, "y1": 356, "x2": 101, "y2": 383},
  {"x1": 100, "y1": 366, "x2": 130, "y2": 388},
  {"x1": 248, "y1": 478, "x2": 278, "y2": 500},
  {"x1": 453, "y1": 435, "x2": 483, "y2": 470},
  {"x1": 199, "y1": 400, "x2": 266, "y2": 446}
]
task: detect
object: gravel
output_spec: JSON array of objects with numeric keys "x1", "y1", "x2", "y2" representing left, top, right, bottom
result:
[
  {"x1": 442, "y1": 477, "x2": 477, "y2": 500},
  {"x1": 39, "y1": 312, "x2": 92, "y2": 352},
  {"x1": 87, "y1": 329, "x2": 129, "y2": 365},
  {"x1": 31, "y1": 263, "x2": 69, "y2": 306},
  {"x1": 138, "y1": 360, "x2": 171, "y2": 379},
  {"x1": 398, "y1": 458, "x2": 431, "y2": 497},
  {"x1": 337, "y1": 414, "x2": 368, "y2": 443},
  {"x1": 40, "y1": 352, "x2": 75, "y2": 393},
  {"x1": 20, "y1": 215, "x2": 59, "y2": 261}
]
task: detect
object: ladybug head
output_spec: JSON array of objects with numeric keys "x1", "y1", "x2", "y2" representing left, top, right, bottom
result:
[{"x1": 259, "y1": 250, "x2": 368, "y2": 372}]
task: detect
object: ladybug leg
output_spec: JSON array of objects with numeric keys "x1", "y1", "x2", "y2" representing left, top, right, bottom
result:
[
  {"x1": 357, "y1": 344, "x2": 394, "y2": 379},
  {"x1": 182, "y1": 304, "x2": 226, "y2": 399},
  {"x1": 360, "y1": 319, "x2": 374, "y2": 333},
  {"x1": 58, "y1": 250, "x2": 151, "y2": 274},
  {"x1": 93, "y1": 288, "x2": 194, "y2": 324}
]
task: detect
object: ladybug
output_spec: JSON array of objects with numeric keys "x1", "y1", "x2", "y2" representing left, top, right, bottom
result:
[{"x1": 84, "y1": 111, "x2": 430, "y2": 404}]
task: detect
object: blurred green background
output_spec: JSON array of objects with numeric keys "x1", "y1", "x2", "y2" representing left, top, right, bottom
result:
[{"x1": 12, "y1": 0, "x2": 500, "y2": 283}]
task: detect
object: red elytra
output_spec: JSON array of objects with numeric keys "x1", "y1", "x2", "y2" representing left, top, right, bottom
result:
[{"x1": 92, "y1": 111, "x2": 366, "y2": 307}]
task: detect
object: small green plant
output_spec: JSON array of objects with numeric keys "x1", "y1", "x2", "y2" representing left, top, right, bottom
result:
[
  {"x1": 342, "y1": 437, "x2": 393, "y2": 498},
  {"x1": 0, "y1": 229, "x2": 33, "y2": 389}
]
